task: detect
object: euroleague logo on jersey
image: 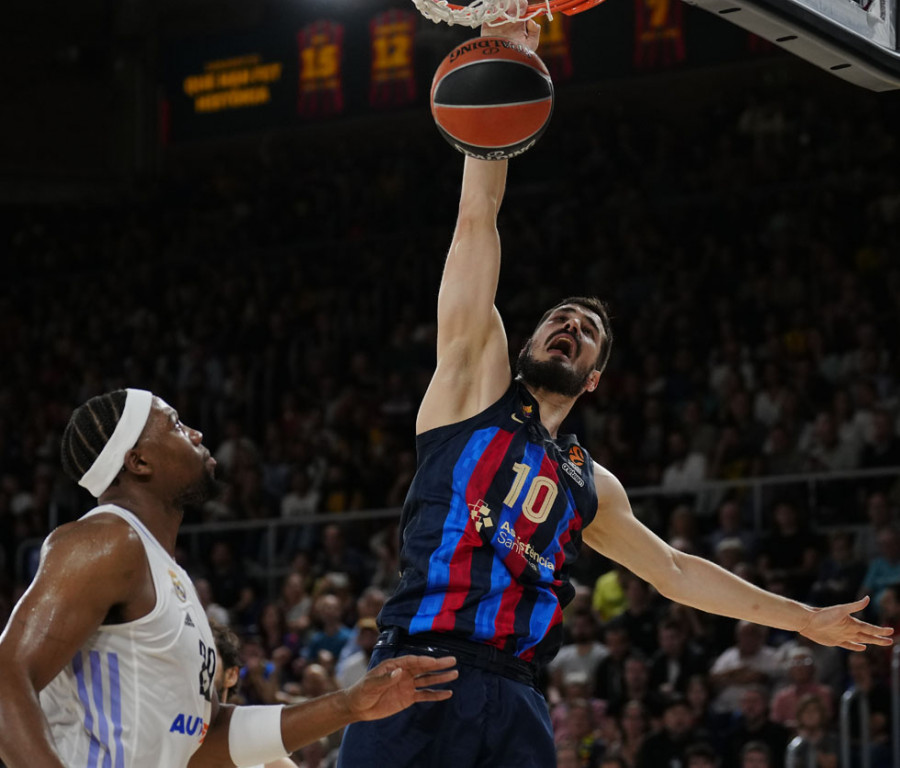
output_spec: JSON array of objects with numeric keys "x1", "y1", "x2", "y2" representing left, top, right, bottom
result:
[{"x1": 568, "y1": 446, "x2": 585, "y2": 467}]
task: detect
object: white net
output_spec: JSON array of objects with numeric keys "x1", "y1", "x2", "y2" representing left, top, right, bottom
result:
[{"x1": 411, "y1": 0, "x2": 552, "y2": 27}]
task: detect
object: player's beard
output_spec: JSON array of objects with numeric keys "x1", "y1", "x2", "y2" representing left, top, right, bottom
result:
[
  {"x1": 515, "y1": 339, "x2": 593, "y2": 398},
  {"x1": 175, "y1": 470, "x2": 221, "y2": 508}
]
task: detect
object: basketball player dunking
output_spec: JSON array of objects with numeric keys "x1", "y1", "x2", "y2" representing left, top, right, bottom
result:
[
  {"x1": 0, "y1": 390, "x2": 457, "y2": 768},
  {"x1": 337, "y1": 17, "x2": 892, "y2": 768}
]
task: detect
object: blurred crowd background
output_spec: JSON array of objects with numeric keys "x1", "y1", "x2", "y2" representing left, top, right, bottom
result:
[{"x1": 3, "y1": 7, "x2": 900, "y2": 767}]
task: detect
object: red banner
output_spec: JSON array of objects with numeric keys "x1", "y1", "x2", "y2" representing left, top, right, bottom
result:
[
  {"x1": 633, "y1": 0, "x2": 685, "y2": 70},
  {"x1": 298, "y1": 20, "x2": 345, "y2": 117},
  {"x1": 369, "y1": 9, "x2": 417, "y2": 108},
  {"x1": 538, "y1": 13, "x2": 575, "y2": 81}
]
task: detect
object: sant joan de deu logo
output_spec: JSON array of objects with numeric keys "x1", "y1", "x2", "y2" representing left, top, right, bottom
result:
[
  {"x1": 168, "y1": 569, "x2": 188, "y2": 602},
  {"x1": 468, "y1": 499, "x2": 494, "y2": 533}
]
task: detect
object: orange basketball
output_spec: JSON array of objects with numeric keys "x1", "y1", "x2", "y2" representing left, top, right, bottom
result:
[{"x1": 430, "y1": 37, "x2": 554, "y2": 160}]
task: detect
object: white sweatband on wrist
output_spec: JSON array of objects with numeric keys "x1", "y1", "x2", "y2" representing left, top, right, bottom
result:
[
  {"x1": 228, "y1": 705, "x2": 288, "y2": 768},
  {"x1": 78, "y1": 388, "x2": 153, "y2": 497}
]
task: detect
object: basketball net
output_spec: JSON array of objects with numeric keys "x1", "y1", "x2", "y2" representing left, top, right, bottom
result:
[{"x1": 412, "y1": 0, "x2": 605, "y2": 27}]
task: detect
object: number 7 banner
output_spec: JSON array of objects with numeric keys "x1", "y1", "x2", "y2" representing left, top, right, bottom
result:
[{"x1": 633, "y1": 0, "x2": 686, "y2": 70}]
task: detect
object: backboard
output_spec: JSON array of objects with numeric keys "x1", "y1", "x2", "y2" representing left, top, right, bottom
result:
[{"x1": 683, "y1": 0, "x2": 900, "y2": 89}]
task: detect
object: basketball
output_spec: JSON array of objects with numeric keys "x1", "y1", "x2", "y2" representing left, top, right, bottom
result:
[{"x1": 430, "y1": 37, "x2": 554, "y2": 161}]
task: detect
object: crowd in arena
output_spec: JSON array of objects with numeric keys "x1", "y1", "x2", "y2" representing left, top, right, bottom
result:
[{"x1": 2, "y1": 64, "x2": 900, "y2": 767}]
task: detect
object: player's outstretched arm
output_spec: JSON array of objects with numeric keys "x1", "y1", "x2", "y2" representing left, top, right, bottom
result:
[
  {"x1": 0, "y1": 518, "x2": 148, "y2": 768},
  {"x1": 191, "y1": 655, "x2": 457, "y2": 767},
  {"x1": 417, "y1": 18, "x2": 542, "y2": 436},
  {"x1": 582, "y1": 465, "x2": 893, "y2": 650}
]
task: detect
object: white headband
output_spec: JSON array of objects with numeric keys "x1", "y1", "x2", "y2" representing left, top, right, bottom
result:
[{"x1": 78, "y1": 389, "x2": 154, "y2": 498}]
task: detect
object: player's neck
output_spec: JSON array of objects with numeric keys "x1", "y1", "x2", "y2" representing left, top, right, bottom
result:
[
  {"x1": 523, "y1": 384, "x2": 576, "y2": 438},
  {"x1": 99, "y1": 487, "x2": 185, "y2": 556}
]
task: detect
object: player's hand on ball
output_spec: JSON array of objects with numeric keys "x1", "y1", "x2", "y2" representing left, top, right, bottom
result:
[
  {"x1": 481, "y1": 2, "x2": 541, "y2": 52},
  {"x1": 345, "y1": 655, "x2": 458, "y2": 721}
]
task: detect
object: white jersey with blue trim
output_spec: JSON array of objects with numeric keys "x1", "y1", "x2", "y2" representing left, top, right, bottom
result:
[{"x1": 39, "y1": 504, "x2": 217, "y2": 768}]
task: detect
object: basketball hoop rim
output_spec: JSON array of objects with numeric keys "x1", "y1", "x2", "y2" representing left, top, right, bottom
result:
[
  {"x1": 412, "y1": 0, "x2": 607, "y2": 27},
  {"x1": 440, "y1": 0, "x2": 601, "y2": 13}
]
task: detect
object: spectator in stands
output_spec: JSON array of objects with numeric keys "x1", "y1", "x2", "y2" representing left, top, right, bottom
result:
[
  {"x1": 335, "y1": 585, "x2": 386, "y2": 680},
  {"x1": 551, "y1": 670, "x2": 607, "y2": 745},
  {"x1": 194, "y1": 575, "x2": 231, "y2": 626},
  {"x1": 304, "y1": 593, "x2": 352, "y2": 662},
  {"x1": 336, "y1": 617, "x2": 379, "y2": 688},
  {"x1": 706, "y1": 499, "x2": 758, "y2": 560},
  {"x1": 280, "y1": 570, "x2": 314, "y2": 637},
  {"x1": 238, "y1": 634, "x2": 283, "y2": 705},
  {"x1": 724, "y1": 686, "x2": 790, "y2": 768},
  {"x1": 549, "y1": 609, "x2": 609, "y2": 696},
  {"x1": 565, "y1": 698, "x2": 606, "y2": 768},
  {"x1": 556, "y1": 740, "x2": 581, "y2": 768},
  {"x1": 214, "y1": 414, "x2": 260, "y2": 480},
  {"x1": 755, "y1": 423, "x2": 805, "y2": 479},
  {"x1": 593, "y1": 561, "x2": 628, "y2": 623},
  {"x1": 609, "y1": 699, "x2": 649, "y2": 768},
  {"x1": 210, "y1": 620, "x2": 298, "y2": 768},
  {"x1": 807, "y1": 529, "x2": 866, "y2": 608},
  {"x1": 607, "y1": 653, "x2": 657, "y2": 719},
  {"x1": 856, "y1": 490, "x2": 897, "y2": 562},
  {"x1": 661, "y1": 429, "x2": 708, "y2": 494},
  {"x1": 860, "y1": 408, "x2": 900, "y2": 493},
  {"x1": 594, "y1": 618, "x2": 633, "y2": 706},
  {"x1": 738, "y1": 741, "x2": 773, "y2": 768},
  {"x1": 279, "y1": 467, "x2": 321, "y2": 556},
  {"x1": 756, "y1": 501, "x2": 820, "y2": 599},
  {"x1": 685, "y1": 742, "x2": 720, "y2": 768},
  {"x1": 803, "y1": 410, "x2": 861, "y2": 473},
  {"x1": 635, "y1": 695, "x2": 705, "y2": 768},
  {"x1": 207, "y1": 538, "x2": 257, "y2": 630},
  {"x1": 786, "y1": 694, "x2": 839, "y2": 767},
  {"x1": 843, "y1": 650, "x2": 893, "y2": 768},
  {"x1": 768, "y1": 646, "x2": 833, "y2": 729},
  {"x1": 858, "y1": 525, "x2": 900, "y2": 608},
  {"x1": 709, "y1": 621, "x2": 779, "y2": 715},
  {"x1": 313, "y1": 523, "x2": 368, "y2": 593},
  {"x1": 648, "y1": 618, "x2": 709, "y2": 696},
  {"x1": 667, "y1": 503, "x2": 706, "y2": 556},
  {"x1": 619, "y1": 574, "x2": 660, "y2": 657}
]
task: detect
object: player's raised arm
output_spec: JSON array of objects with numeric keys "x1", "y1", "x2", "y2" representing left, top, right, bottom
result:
[
  {"x1": 0, "y1": 518, "x2": 148, "y2": 768},
  {"x1": 417, "y1": 19, "x2": 541, "y2": 435},
  {"x1": 582, "y1": 463, "x2": 894, "y2": 650}
]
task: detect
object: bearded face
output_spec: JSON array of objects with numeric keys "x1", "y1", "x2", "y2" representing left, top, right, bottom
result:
[{"x1": 515, "y1": 338, "x2": 595, "y2": 397}]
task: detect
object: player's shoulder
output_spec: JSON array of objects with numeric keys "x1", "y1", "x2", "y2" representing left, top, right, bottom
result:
[
  {"x1": 43, "y1": 509, "x2": 145, "y2": 567},
  {"x1": 590, "y1": 459, "x2": 625, "y2": 489}
]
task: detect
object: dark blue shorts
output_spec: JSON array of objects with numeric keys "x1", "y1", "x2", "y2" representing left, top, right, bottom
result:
[{"x1": 336, "y1": 633, "x2": 555, "y2": 768}]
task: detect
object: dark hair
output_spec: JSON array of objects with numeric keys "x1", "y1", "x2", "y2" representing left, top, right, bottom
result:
[
  {"x1": 685, "y1": 742, "x2": 719, "y2": 764},
  {"x1": 210, "y1": 619, "x2": 242, "y2": 696},
  {"x1": 60, "y1": 390, "x2": 128, "y2": 483},
  {"x1": 741, "y1": 741, "x2": 771, "y2": 761},
  {"x1": 537, "y1": 296, "x2": 614, "y2": 374}
]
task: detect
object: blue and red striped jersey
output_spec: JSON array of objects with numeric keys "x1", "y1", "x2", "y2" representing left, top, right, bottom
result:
[{"x1": 379, "y1": 382, "x2": 598, "y2": 666}]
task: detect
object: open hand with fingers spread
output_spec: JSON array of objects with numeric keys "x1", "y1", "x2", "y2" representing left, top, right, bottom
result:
[
  {"x1": 345, "y1": 655, "x2": 458, "y2": 722},
  {"x1": 798, "y1": 596, "x2": 894, "y2": 651}
]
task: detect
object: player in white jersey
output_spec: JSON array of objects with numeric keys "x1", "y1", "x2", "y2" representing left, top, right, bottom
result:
[{"x1": 0, "y1": 389, "x2": 458, "y2": 768}]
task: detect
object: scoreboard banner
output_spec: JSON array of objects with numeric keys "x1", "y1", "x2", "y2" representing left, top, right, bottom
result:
[
  {"x1": 163, "y1": 0, "x2": 863, "y2": 142},
  {"x1": 164, "y1": 28, "x2": 299, "y2": 142}
]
